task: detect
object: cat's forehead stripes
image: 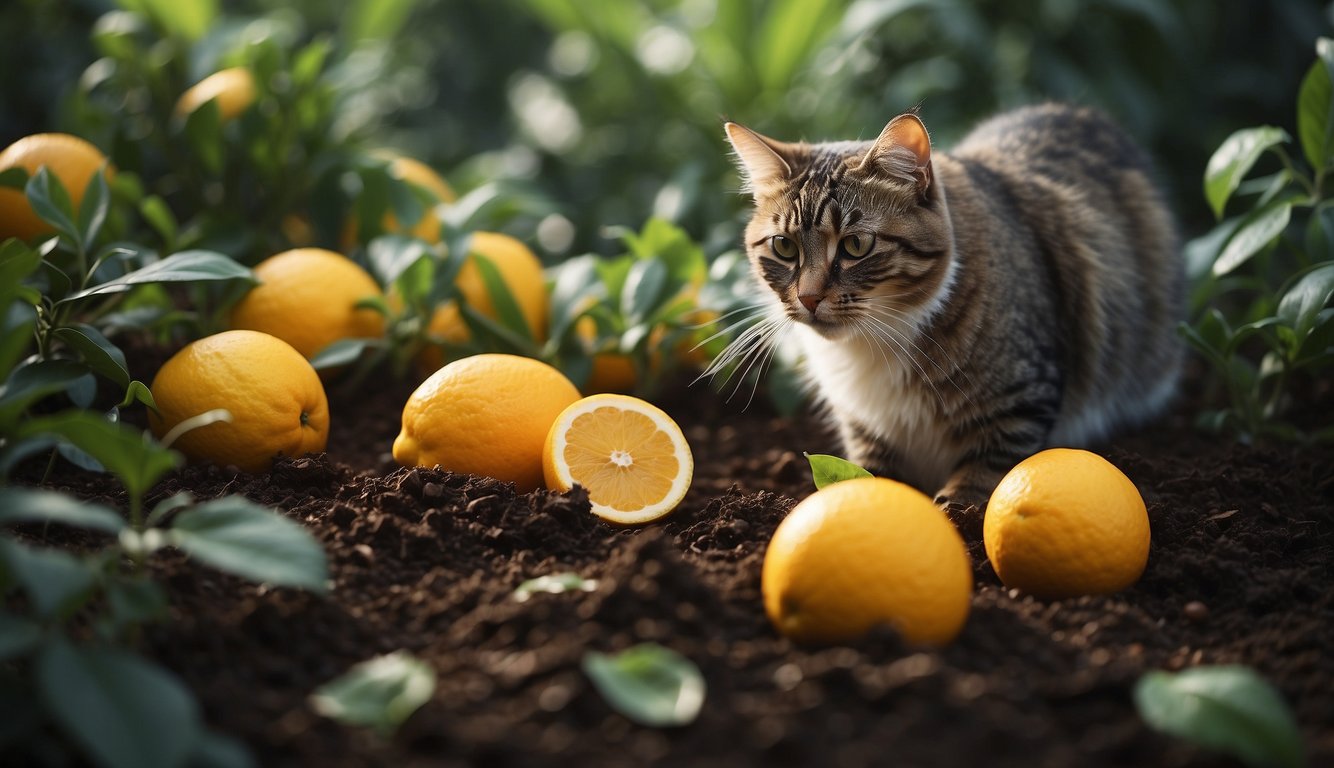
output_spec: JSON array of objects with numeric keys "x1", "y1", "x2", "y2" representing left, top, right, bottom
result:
[{"x1": 784, "y1": 150, "x2": 853, "y2": 232}]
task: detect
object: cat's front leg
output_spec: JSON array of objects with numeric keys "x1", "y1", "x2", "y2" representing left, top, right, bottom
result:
[
  {"x1": 934, "y1": 431, "x2": 1050, "y2": 512},
  {"x1": 839, "y1": 419, "x2": 934, "y2": 494}
]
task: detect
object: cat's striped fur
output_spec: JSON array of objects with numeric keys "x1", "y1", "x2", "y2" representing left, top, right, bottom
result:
[{"x1": 723, "y1": 104, "x2": 1183, "y2": 507}]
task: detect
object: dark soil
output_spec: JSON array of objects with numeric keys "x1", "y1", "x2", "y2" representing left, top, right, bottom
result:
[{"x1": 12, "y1": 364, "x2": 1334, "y2": 767}]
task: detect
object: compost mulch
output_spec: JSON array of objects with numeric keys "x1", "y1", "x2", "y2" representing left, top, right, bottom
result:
[{"x1": 15, "y1": 364, "x2": 1334, "y2": 767}]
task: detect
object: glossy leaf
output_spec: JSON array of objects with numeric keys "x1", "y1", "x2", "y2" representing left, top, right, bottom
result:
[
  {"x1": 1278, "y1": 262, "x2": 1334, "y2": 339},
  {"x1": 582, "y1": 643, "x2": 706, "y2": 727},
  {"x1": 0, "y1": 359, "x2": 91, "y2": 430},
  {"x1": 1203, "y1": 127, "x2": 1289, "y2": 220},
  {"x1": 0, "y1": 487, "x2": 125, "y2": 533},
  {"x1": 170, "y1": 497, "x2": 328, "y2": 592},
  {"x1": 366, "y1": 234, "x2": 432, "y2": 287},
  {"x1": 621, "y1": 258, "x2": 669, "y2": 325},
  {"x1": 37, "y1": 639, "x2": 202, "y2": 768},
  {"x1": 17, "y1": 412, "x2": 182, "y2": 500},
  {"x1": 471, "y1": 250, "x2": 534, "y2": 342},
  {"x1": 806, "y1": 452, "x2": 873, "y2": 489},
  {"x1": 1213, "y1": 198, "x2": 1294, "y2": 277},
  {"x1": 77, "y1": 168, "x2": 111, "y2": 247},
  {"x1": 310, "y1": 338, "x2": 381, "y2": 371},
  {"x1": 1135, "y1": 666, "x2": 1305, "y2": 768},
  {"x1": 309, "y1": 651, "x2": 436, "y2": 735},
  {"x1": 0, "y1": 613, "x2": 42, "y2": 661},
  {"x1": 53, "y1": 323, "x2": 130, "y2": 389},
  {"x1": 25, "y1": 167, "x2": 80, "y2": 247},
  {"x1": 139, "y1": 195, "x2": 178, "y2": 247},
  {"x1": 64, "y1": 249, "x2": 255, "y2": 301},
  {"x1": 1297, "y1": 38, "x2": 1334, "y2": 172}
]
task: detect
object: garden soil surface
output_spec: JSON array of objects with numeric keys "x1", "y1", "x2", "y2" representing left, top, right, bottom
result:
[{"x1": 15, "y1": 361, "x2": 1334, "y2": 768}]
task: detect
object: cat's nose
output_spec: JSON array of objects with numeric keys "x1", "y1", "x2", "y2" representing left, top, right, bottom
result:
[{"x1": 799, "y1": 294, "x2": 823, "y2": 314}]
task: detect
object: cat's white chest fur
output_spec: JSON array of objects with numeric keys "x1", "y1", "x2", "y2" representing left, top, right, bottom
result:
[{"x1": 795, "y1": 324, "x2": 960, "y2": 490}]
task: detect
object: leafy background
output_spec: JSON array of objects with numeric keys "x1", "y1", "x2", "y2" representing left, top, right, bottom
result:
[{"x1": 3, "y1": 0, "x2": 1327, "y2": 259}]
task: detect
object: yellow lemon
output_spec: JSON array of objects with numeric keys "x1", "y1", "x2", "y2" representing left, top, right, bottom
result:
[
  {"x1": 419, "y1": 231, "x2": 548, "y2": 372},
  {"x1": 762, "y1": 477, "x2": 973, "y2": 646},
  {"x1": 228, "y1": 248, "x2": 385, "y2": 361},
  {"x1": 543, "y1": 394, "x2": 693, "y2": 525},
  {"x1": 174, "y1": 67, "x2": 256, "y2": 122},
  {"x1": 148, "y1": 330, "x2": 329, "y2": 473},
  {"x1": 0, "y1": 133, "x2": 114, "y2": 242},
  {"x1": 984, "y1": 448, "x2": 1150, "y2": 599},
  {"x1": 393, "y1": 353, "x2": 580, "y2": 491}
]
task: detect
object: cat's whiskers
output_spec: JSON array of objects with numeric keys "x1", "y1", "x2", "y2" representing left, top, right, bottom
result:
[
  {"x1": 855, "y1": 301, "x2": 981, "y2": 413},
  {"x1": 848, "y1": 312, "x2": 952, "y2": 414},
  {"x1": 696, "y1": 308, "x2": 794, "y2": 406}
]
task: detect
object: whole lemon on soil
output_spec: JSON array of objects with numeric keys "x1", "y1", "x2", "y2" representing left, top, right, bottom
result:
[
  {"x1": 343, "y1": 152, "x2": 455, "y2": 246},
  {"x1": 393, "y1": 353, "x2": 580, "y2": 491},
  {"x1": 762, "y1": 477, "x2": 973, "y2": 646},
  {"x1": 0, "y1": 133, "x2": 113, "y2": 242},
  {"x1": 983, "y1": 448, "x2": 1150, "y2": 599},
  {"x1": 418, "y1": 232, "x2": 549, "y2": 372},
  {"x1": 174, "y1": 67, "x2": 256, "y2": 122},
  {"x1": 228, "y1": 248, "x2": 386, "y2": 361},
  {"x1": 149, "y1": 330, "x2": 329, "y2": 473}
]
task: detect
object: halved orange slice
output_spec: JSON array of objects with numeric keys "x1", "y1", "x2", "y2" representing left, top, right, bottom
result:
[{"x1": 542, "y1": 394, "x2": 694, "y2": 525}]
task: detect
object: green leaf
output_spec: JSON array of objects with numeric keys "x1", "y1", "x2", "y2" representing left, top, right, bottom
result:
[
  {"x1": 77, "y1": 168, "x2": 111, "y2": 247},
  {"x1": 471, "y1": 250, "x2": 534, "y2": 342},
  {"x1": 582, "y1": 644, "x2": 705, "y2": 728},
  {"x1": 25, "y1": 167, "x2": 81, "y2": 247},
  {"x1": 53, "y1": 324, "x2": 130, "y2": 389},
  {"x1": 139, "y1": 195, "x2": 178, "y2": 248},
  {"x1": 1203, "y1": 127, "x2": 1289, "y2": 220},
  {"x1": 309, "y1": 651, "x2": 436, "y2": 735},
  {"x1": 126, "y1": 0, "x2": 217, "y2": 40},
  {"x1": 341, "y1": 0, "x2": 423, "y2": 43},
  {"x1": 1213, "y1": 199, "x2": 1294, "y2": 277},
  {"x1": 1297, "y1": 38, "x2": 1334, "y2": 172},
  {"x1": 0, "y1": 299, "x2": 37, "y2": 379},
  {"x1": 756, "y1": 0, "x2": 840, "y2": 91},
  {"x1": 181, "y1": 98, "x2": 223, "y2": 174},
  {"x1": 118, "y1": 379, "x2": 158, "y2": 412},
  {"x1": 0, "y1": 538, "x2": 97, "y2": 618},
  {"x1": 105, "y1": 576, "x2": 168, "y2": 629},
  {"x1": 1278, "y1": 262, "x2": 1334, "y2": 340},
  {"x1": 17, "y1": 412, "x2": 182, "y2": 501},
  {"x1": 366, "y1": 234, "x2": 432, "y2": 287},
  {"x1": 513, "y1": 572, "x2": 599, "y2": 602},
  {"x1": 0, "y1": 487, "x2": 125, "y2": 533},
  {"x1": 0, "y1": 236, "x2": 43, "y2": 285},
  {"x1": 310, "y1": 338, "x2": 382, "y2": 371},
  {"x1": 805, "y1": 453, "x2": 873, "y2": 489},
  {"x1": 621, "y1": 259, "x2": 669, "y2": 325},
  {"x1": 37, "y1": 639, "x2": 202, "y2": 768},
  {"x1": 0, "y1": 359, "x2": 91, "y2": 430},
  {"x1": 1135, "y1": 666, "x2": 1305, "y2": 768},
  {"x1": 0, "y1": 613, "x2": 42, "y2": 661},
  {"x1": 170, "y1": 497, "x2": 328, "y2": 592},
  {"x1": 0, "y1": 166, "x2": 28, "y2": 189},
  {"x1": 292, "y1": 38, "x2": 333, "y2": 87},
  {"x1": 63, "y1": 249, "x2": 254, "y2": 302},
  {"x1": 190, "y1": 729, "x2": 257, "y2": 768}
]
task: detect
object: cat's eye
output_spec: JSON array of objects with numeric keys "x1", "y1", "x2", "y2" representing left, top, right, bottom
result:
[
  {"x1": 770, "y1": 235, "x2": 798, "y2": 261},
  {"x1": 840, "y1": 234, "x2": 874, "y2": 259}
]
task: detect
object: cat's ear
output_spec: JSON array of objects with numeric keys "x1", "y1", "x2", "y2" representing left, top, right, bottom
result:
[
  {"x1": 725, "y1": 122, "x2": 792, "y2": 192},
  {"x1": 857, "y1": 113, "x2": 933, "y2": 196}
]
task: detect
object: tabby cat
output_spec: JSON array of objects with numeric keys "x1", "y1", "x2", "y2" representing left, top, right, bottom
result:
[{"x1": 722, "y1": 103, "x2": 1183, "y2": 508}]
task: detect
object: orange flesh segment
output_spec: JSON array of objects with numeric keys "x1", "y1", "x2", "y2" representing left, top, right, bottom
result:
[{"x1": 563, "y1": 407, "x2": 679, "y2": 512}]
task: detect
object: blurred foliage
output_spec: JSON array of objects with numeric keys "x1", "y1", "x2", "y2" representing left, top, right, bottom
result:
[{"x1": 5, "y1": 0, "x2": 1330, "y2": 260}]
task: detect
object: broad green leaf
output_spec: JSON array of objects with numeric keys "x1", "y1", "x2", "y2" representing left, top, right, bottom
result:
[
  {"x1": 582, "y1": 643, "x2": 706, "y2": 727},
  {"x1": 471, "y1": 251, "x2": 534, "y2": 342},
  {"x1": 756, "y1": 0, "x2": 840, "y2": 91},
  {"x1": 181, "y1": 98, "x2": 223, "y2": 174},
  {"x1": 547, "y1": 254, "x2": 602, "y2": 344},
  {"x1": 386, "y1": 177, "x2": 427, "y2": 241},
  {"x1": 0, "y1": 538, "x2": 97, "y2": 618},
  {"x1": 310, "y1": 338, "x2": 381, "y2": 371},
  {"x1": 0, "y1": 487, "x2": 125, "y2": 533},
  {"x1": 0, "y1": 301, "x2": 38, "y2": 389},
  {"x1": 367, "y1": 234, "x2": 432, "y2": 287},
  {"x1": 458, "y1": 303, "x2": 536, "y2": 355},
  {"x1": 64, "y1": 249, "x2": 254, "y2": 301},
  {"x1": 17, "y1": 412, "x2": 182, "y2": 501},
  {"x1": 77, "y1": 168, "x2": 111, "y2": 247},
  {"x1": 124, "y1": 0, "x2": 217, "y2": 40},
  {"x1": 1278, "y1": 262, "x2": 1334, "y2": 339},
  {"x1": 25, "y1": 167, "x2": 82, "y2": 249},
  {"x1": 0, "y1": 236, "x2": 43, "y2": 285},
  {"x1": 105, "y1": 576, "x2": 168, "y2": 629},
  {"x1": 292, "y1": 38, "x2": 333, "y2": 87},
  {"x1": 1213, "y1": 199, "x2": 1294, "y2": 277},
  {"x1": 1135, "y1": 666, "x2": 1304, "y2": 768},
  {"x1": 0, "y1": 613, "x2": 42, "y2": 660},
  {"x1": 309, "y1": 651, "x2": 436, "y2": 735},
  {"x1": 621, "y1": 259, "x2": 669, "y2": 325},
  {"x1": 0, "y1": 359, "x2": 91, "y2": 429},
  {"x1": 118, "y1": 379, "x2": 158, "y2": 412},
  {"x1": 513, "y1": 572, "x2": 599, "y2": 602},
  {"x1": 53, "y1": 323, "x2": 130, "y2": 389},
  {"x1": 170, "y1": 497, "x2": 328, "y2": 591},
  {"x1": 805, "y1": 452, "x2": 873, "y2": 489},
  {"x1": 1297, "y1": 38, "x2": 1334, "y2": 172},
  {"x1": 145, "y1": 490, "x2": 194, "y2": 528},
  {"x1": 1203, "y1": 127, "x2": 1289, "y2": 220},
  {"x1": 139, "y1": 195, "x2": 178, "y2": 247},
  {"x1": 37, "y1": 639, "x2": 202, "y2": 768},
  {"x1": 0, "y1": 166, "x2": 28, "y2": 189},
  {"x1": 190, "y1": 730, "x2": 257, "y2": 768}
]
